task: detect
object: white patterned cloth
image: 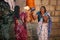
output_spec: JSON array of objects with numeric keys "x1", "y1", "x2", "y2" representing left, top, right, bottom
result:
[
  {"x1": 4, "y1": 0, "x2": 15, "y2": 11},
  {"x1": 37, "y1": 21, "x2": 48, "y2": 40}
]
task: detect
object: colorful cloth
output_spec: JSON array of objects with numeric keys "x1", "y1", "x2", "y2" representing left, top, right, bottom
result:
[
  {"x1": 37, "y1": 11, "x2": 52, "y2": 40},
  {"x1": 37, "y1": 22, "x2": 48, "y2": 40},
  {"x1": 4, "y1": 0, "x2": 15, "y2": 11},
  {"x1": 14, "y1": 12, "x2": 27, "y2": 40},
  {"x1": 37, "y1": 11, "x2": 52, "y2": 37}
]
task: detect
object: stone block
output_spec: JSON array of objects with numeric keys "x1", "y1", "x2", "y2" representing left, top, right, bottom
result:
[
  {"x1": 51, "y1": 17, "x2": 60, "y2": 22},
  {"x1": 49, "y1": 37, "x2": 60, "y2": 40},
  {"x1": 35, "y1": 6, "x2": 40, "y2": 12},
  {"x1": 49, "y1": 6, "x2": 55, "y2": 11},
  {"x1": 50, "y1": 0, "x2": 56, "y2": 5},
  {"x1": 57, "y1": 0, "x2": 60, "y2": 5},
  {"x1": 51, "y1": 29, "x2": 60, "y2": 36},
  {"x1": 45, "y1": 6, "x2": 50, "y2": 11},
  {"x1": 55, "y1": 11, "x2": 60, "y2": 16},
  {"x1": 49, "y1": 37, "x2": 54, "y2": 40},
  {"x1": 16, "y1": 0, "x2": 26, "y2": 7},
  {"x1": 52, "y1": 23, "x2": 60, "y2": 29},
  {"x1": 56, "y1": 6, "x2": 60, "y2": 10},
  {"x1": 54, "y1": 37, "x2": 60, "y2": 40},
  {"x1": 42, "y1": 0, "x2": 49, "y2": 5},
  {"x1": 35, "y1": 0, "x2": 41, "y2": 6},
  {"x1": 50, "y1": 11, "x2": 55, "y2": 16}
]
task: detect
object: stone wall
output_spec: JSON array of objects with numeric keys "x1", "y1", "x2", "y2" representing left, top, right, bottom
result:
[
  {"x1": 15, "y1": 0, "x2": 26, "y2": 12},
  {"x1": 15, "y1": 0, "x2": 60, "y2": 40},
  {"x1": 0, "y1": 0, "x2": 59, "y2": 40}
]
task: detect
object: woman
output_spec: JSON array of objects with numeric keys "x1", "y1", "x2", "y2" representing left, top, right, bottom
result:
[
  {"x1": 36, "y1": 6, "x2": 52, "y2": 40},
  {"x1": 24, "y1": 6, "x2": 36, "y2": 40},
  {"x1": 24, "y1": 6, "x2": 31, "y2": 23},
  {"x1": 14, "y1": 6, "x2": 27, "y2": 40},
  {"x1": 24, "y1": 6, "x2": 35, "y2": 23}
]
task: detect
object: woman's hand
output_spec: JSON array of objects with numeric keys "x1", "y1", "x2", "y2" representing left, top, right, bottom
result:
[
  {"x1": 43, "y1": 16, "x2": 48, "y2": 23},
  {"x1": 33, "y1": 13, "x2": 38, "y2": 20}
]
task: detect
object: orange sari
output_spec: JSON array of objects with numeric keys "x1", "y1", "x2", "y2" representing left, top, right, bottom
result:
[{"x1": 26, "y1": 0, "x2": 35, "y2": 8}]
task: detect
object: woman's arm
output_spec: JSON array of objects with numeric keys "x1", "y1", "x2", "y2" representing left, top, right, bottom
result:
[{"x1": 32, "y1": 13, "x2": 38, "y2": 20}]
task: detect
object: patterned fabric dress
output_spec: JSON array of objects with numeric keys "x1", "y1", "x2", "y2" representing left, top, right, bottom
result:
[
  {"x1": 14, "y1": 12, "x2": 27, "y2": 40},
  {"x1": 37, "y1": 11, "x2": 52, "y2": 40},
  {"x1": 37, "y1": 21, "x2": 48, "y2": 40}
]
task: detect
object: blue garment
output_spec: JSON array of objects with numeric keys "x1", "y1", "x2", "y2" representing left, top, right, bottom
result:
[
  {"x1": 48, "y1": 16, "x2": 52, "y2": 37},
  {"x1": 36, "y1": 12, "x2": 42, "y2": 22},
  {"x1": 37, "y1": 11, "x2": 52, "y2": 37}
]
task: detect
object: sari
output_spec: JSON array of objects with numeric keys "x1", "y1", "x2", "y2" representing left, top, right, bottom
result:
[
  {"x1": 37, "y1": 11, "x2": 52, "y2": 40},
  {"x1": 14, "y1": 12, "x2": 27, "y2": 40}
]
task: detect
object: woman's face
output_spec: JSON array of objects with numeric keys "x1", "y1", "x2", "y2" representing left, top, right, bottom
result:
[{"x1": 40, "y1": 7, "x2": 45, "y2": 14}]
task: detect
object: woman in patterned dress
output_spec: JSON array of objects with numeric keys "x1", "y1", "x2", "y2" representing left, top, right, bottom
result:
[
  {"x1": 36, "y1": 6, "x2": 52, "y2": 40},
  {"x1": 14, "y1": 6, "x2": 27, "y2": 40}
]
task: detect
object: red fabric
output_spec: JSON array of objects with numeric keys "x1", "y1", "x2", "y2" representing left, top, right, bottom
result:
[{"x1": 14, "y1": 13, "x2": 27, "y2": 40}]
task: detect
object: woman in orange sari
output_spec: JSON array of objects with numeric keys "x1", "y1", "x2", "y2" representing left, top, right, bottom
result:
[{"x1": 26, "y1": 0, "x2": 35, "y2": 22}]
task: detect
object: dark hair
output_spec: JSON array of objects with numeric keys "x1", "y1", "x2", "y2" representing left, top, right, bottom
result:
[
  {"x1": 0, "y1": 0, "x2": 4, "y2": 2},
  {"x1": 14, "y1": 6, "x2": 20, "y2": 19},
  {"x1": 40, "y1": 6, "x2": 46, "y2": 13}
]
